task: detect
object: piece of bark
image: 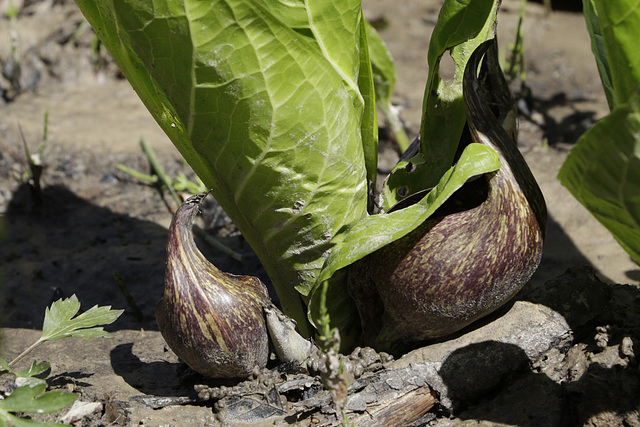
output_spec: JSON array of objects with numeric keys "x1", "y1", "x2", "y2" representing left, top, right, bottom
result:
[{"x1": 349, "y1": 384, "x2": 436, "y2": 426}]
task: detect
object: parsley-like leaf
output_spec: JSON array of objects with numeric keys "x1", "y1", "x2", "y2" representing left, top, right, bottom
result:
[{"x1": 39, "y1": 295, "x2": 123, "y2": 343}]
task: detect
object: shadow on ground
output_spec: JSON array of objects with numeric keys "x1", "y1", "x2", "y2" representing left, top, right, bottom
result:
[
  {"x1": 0, "y1": 184, "x2": 263, "y2": 331},
  {"x1": 437, "y1": 266, "x2": 640, "y2": 425},
  {"x1": 0, "y1": 184, "x2": 167, "y2": 330}
]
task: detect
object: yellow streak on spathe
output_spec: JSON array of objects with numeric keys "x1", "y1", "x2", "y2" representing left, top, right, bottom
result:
[{"x1": 170, "y1": 256, "x2": 229, "y2": 353}]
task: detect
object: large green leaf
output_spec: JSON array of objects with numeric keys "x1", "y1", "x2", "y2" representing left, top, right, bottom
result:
[
  {"x1": 558, "y1": 92, "x2": 640, "y2": 266},
  {"x1": 308, "y1": 142, "x2": 500, "y2": 346},
  {"x1": 592, "y1": 0, "x2": 640, "y2": 107},
  {"x1": 381, "y1": 0, "x2": 498, "y2": 210},
  {"x1": 560, "y1": 0, "x2": 640, "y2": 267},
  {"x1": 74, "y1": 0, "x2": 373, "y2": 331}
]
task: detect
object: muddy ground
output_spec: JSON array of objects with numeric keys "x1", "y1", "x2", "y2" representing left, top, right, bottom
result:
[{"x1": 1, "y1": 0, "x2": 639, "y2": 425}]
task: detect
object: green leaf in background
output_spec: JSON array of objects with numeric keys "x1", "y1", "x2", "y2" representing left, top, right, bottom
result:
[
  {"x1": 366, "y1": 20, "x2": 409, "y2": 152},
  {"x1": 591, "y1": 0, "x2": 640, "y2": 107},
  {"x1": 559, "y1": 0, "x2": 640, "y2": 267},
  {"x1": 558, "y1": 91, "x2": 640, "y2": 266},
  {"x1": 0, "y1": 384, "x2": 75, "y2": 427},
  {"x1": 366, "y1": 21, "x2": 395, "y2": 113},
  {"x1": 74, "y1": 0, "x2": 374, "y2": 331},
  {"x1": 381, "y1": 0, "x2": 498, "y2": 211},
  {"x1": 39, "y1": 295, "x2": 122, "y2": 343},
  {"x1": 582, "y1": 0, "x2": 615, "y2": 110},
  {"x1": 308, "y1": 142, "x2": 500, "y2": 346}
]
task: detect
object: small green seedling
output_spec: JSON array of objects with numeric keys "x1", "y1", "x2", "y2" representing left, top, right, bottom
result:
[
  {"x1": 504, "y1": 0, "x2": 527, "y2": 85},
  {"x1": 0, "y1": 295, "x2": 123, "y2": 426},
  {"x1": 20, "y1": 111, "x2": 49, "y2": 196}
]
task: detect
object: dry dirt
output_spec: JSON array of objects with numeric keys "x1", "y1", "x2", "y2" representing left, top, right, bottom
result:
[{"x1": 0, "y1": 0, "x2": 639, "y2": 425}]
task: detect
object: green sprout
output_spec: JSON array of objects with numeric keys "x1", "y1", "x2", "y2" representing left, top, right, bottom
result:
[{"x1": 0, "y1": 295, "x2": 123, "y2": 426}]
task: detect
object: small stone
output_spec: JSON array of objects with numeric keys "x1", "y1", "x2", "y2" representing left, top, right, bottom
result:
[
  {"x1": 594, "y1": 325, "x2": 611, "y2": 349},
  {"x1": 387, "y1": 300, "x2": 572, "y2": 409},
  {"x1": 620, "y1": 336, "x2": 635, "y2": 358},
  {"x1": 60, "y1": 400, "x2": 103, "y2": 424}
]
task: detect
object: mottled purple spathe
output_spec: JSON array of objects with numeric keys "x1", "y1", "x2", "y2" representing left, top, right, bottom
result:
[
  {"x1": 348, "y1": 40, "x2": 547, "y2": 354},
  {"x1": 156, "y1": 193, "x2": 270, "y2": 378}
]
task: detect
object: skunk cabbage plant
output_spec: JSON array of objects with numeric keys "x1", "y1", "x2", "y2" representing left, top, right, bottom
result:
[{"x1": 75, "y1": 0, "x2": 546, "y2": 372}]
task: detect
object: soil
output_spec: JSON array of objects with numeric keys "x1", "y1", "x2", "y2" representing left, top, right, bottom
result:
[{"x1": 0, "y1": 0, "x2": 639, "y2": 425}]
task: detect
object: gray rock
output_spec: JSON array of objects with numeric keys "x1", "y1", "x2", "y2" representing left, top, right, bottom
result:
[{"x1": 388, "y1": 300, "x2": 571, "y2": 409}]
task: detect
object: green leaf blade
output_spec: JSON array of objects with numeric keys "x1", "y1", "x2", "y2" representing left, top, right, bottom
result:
[
  {"x1": 381, "y1": 0, "x2": 498, "y2": 210},
  {"x1": 426, "y1": 0, "x2": 495, "y2": 68},
  {"x1": 419, "y1": 0, "x2": 497, "y2": 182},
  {"x1": 358, "y1": 15, "x2": 379, "y2": 211},
  {"x1": 558, "y1": 92, "x2": 640, "y2": 265},
  {"x1": 306, "y1": 0, "x2": 363, "y2": 84}
]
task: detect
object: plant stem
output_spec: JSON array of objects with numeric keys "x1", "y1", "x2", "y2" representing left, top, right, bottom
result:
[
  {"x1": 113, "y1": 271, "x2": 145, "y2": 322},
  {"x1": 140, "y1": 139, "x2": 181, "y2": 206},
  {"x1": 42, "y1": 110, "x2": 49, "y2": 144},
  {"x1": 507, "y1": 0, "x2": 526, "y2": 83},
  {"x1": 8, "y1": 339, "x2": 43, "y2": 369},
  {"x1": 193, "y1": 225, "x2": 243, "y2": 263},
  {"x1": 380, "y1": 102, "x2": 410, "y2": 153},
  {"x1": 115, "y1": 164, "x2": 159, "y2": 184}
]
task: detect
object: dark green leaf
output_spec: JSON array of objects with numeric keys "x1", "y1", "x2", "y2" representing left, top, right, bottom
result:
[{"x1": 558, "y1": 91, "x2": 640, "y2": 265}]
